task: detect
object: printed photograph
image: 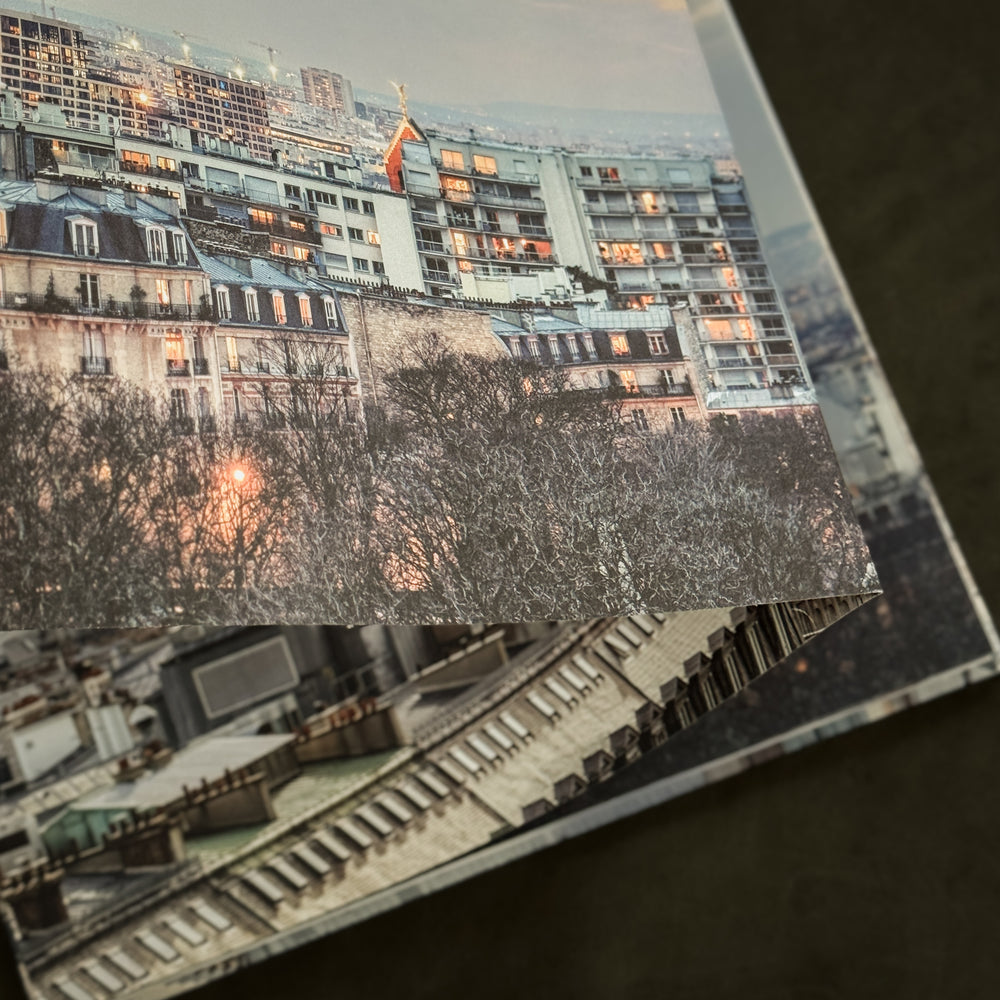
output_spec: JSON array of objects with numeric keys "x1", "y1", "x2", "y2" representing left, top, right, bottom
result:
[
  {"x1": 0, "y1": 0, "x2": 875, "y2": 629},
  {"x1": 1, "y1": 4, "x2": 995, "y2": 999}
]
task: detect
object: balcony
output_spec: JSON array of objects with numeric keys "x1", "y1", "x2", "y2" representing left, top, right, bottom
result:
[
  {"x1": 79, "y1": 355, "x2": 112, "y2": 376},
  {"x1": 248, "y1": 217, "x2": 323, "y2": 246},
  {"x1": 118, "y1": 159, "x2": 182, "y2": 182},
  {"x1": 192, "y1": 358, "x2": 210, "y2": 375},
  {"x1": 421, "y1": 268, "x2": 459, "y2": 285},
  {"x1": 474, "y1": 191, "x2": 545, "y2": 212},
  {"x1": 412, "y1": 210, "x2": 444, "y2": 225},
  {"x1": 636, "y1": 380, "x2": 695, "y2": 398},
  {"x1": 416, "y1": 239, "x2": 449, "y2": 255},
  {"x1": 166, "y1": 359, "x2": 190, "y2": 377},
  {"x1": 763, "y1": 353, "x2": 800, "y2": 367},
  {"x1": 518, "y1": 225, "x2": 552, "y2": 239},
  {"x1": 712, "y1": 357, "x2": 765, "y2": 368},
  {"x1": 1, "y1": 293, "x2": 210, "y2": 322},
  {"x1": 183, "y1": 203, "x2": 219, "y2": 222}
]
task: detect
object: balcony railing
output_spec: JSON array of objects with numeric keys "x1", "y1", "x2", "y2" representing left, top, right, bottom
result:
[
  {"x1": 474, "y1": 191, "x2": 546, "y2": 211},
  {"x1": 416, "y1": 239, "x2": 449, "y2": 254},
  {"x1": 421, "y1": 269, "x2": 459, "y2": 285},
  {"x1": 192, "y1": 358, "x2": 210, "y2": 375},
  {"x1": 79, "y1": 355, "x2": 112, "y2": 376},
  {"x1": 2, "y1": 293, "x2": 210, "y2": 321},
  {"x1": 712, "y1": 357, "x2": 765, "y2": 368},
  {"x1": 248, "y1": 218, "x2": 323, "y2": 246},
  {"x1": 118, "y1": 160, "x2": 182, "y2": 182},
  {"x1": 763, "y1": 353, "x2": 800, "y2": 367},
  {"x1": 412, "y1": 210, "x2": 444, "y2": 225},
  {"x1": 636, "y1": 380, "x2": 695, "y2": 398},
  {"x1": 166, "y1": 359, "x2": 190, "y2": 377}
]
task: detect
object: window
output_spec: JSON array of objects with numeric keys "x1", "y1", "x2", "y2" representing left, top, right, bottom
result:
[
  {"x1": 647, "y1": 333, "x2": 668, "y2": 356},
  {"x1": 353, "y1": 257, "x2": 369, "y2": 272},
  {"x1": 225, "y1": 335, "x2": 240, "y2": 372},
  {"x1": 271, "y1": 241, "x2": 288, "y2": 256},
  {"x1": 244, "y1": 288, "x2": 259, "y2": 322},
  {"x1": 441, "y1": 149, "x2": 464, "y2": 170},
  {"x1": 650, "y1": 242, "x2": 672, "y2": 260},
  {"x1": 619, "y1": 369, "x2": 639, "y2": 393},
  {"x1": 169, "y1": 387, "x2": 190, "y2": 422},
  {"x1": 547, "y1": 335, "x2": 562, "y2": 363},
  {"x1": 298, "y1": 295, "x2": 313, "y2": 326},
  {"x1": 670, "y1": 406, "x2": 687, "y2": 426},
  {"x1": 322, "y1": 296, "x2": 338, "y2": 326},
  {"x1": 373, "y1": 261, "x2": 385, "y2": 275},
  {"x1": 292, "y1": 246, "x2": 311, "y2": 261},
  {"x1": 705, "y1": 319, "x2": 732, "y2": 340},
  {"x1": 362, "y1": 200, "x2": 375, "y2": 214},
  {"x1": 157, "y1": 155, "x2": 176, "y2": 172},
  {"x1": 632, "y1": 409, "x2": 649, "y2": 432},
  {"x1": 309, "y1": 190, "x2": 337, "y2": 207},
  {"x1": 249, "y1": 207, "x2": 274, "y2": 226},
  {"x1": 71, "y1": 219, "x2": 98, "y2": 257},
  {"x1": 473, "y1": 154, "x2": 497, "y2": 175},
  {"x1": 78, "y1": 273, "x2": 99, "y2": 309},
  {"x1": 367, "y1": 230, "x2": 380, "y2": 245},
  {"x1": 527, "y1": 338, "x2": 541, "y2": 359},
  {"x1": 271, "y1": 291, "x2": 287, "y2": 324},
  {"x1": 343, "y1": 196, "x2": 359, "y2": 211},
  {"x1": 328, "y1": 253, "x2": 348, "y2": 270},
  {"x1": 581, "y1": 333, "x2": 597, "y2": 360},
  {"x1": 155, "y1": 278, "x2": 170, "y2": 309},
  {"x1": 145, "y1": 226, "x2": 166, "y2": 263},
  {"x1": 580, "y1": 165, "x2": 593, "y2": 177},
  {"x1": 81, "y1": 327, "x2": 106, "y2": 371},
  {"x1": 639, "y1": 192, "x2": 658, "y2": 214},
  {"x1": 507, "y1": 338, "x2": 522, "y2": 359},
  {"x1": 172, "y1": 232, "x2": 187, "y2": 263},
  {"x1": 348, "y1": 227, "x2": 363, "y2": 241},
  {"x1": 320, "y1": 222, "x2": 342, "y2": 237},
  {"x1": 215, "y1": 285, "x2": 231, "y2": 319},
  {"x1": 284, "y1": 183, "x2": 301, "y2": 198},
  {"x1": 597, "y1": 165, "x2": 620, "y2": 181},
  {"x1": 165, "y1": 332, "x2": 186, "y2": 374},
  {"x1": 610, "y1": 334, "x2": 630, "y2": 356}
]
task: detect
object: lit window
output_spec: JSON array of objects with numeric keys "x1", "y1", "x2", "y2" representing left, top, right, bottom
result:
[
  {"x1": 705, "y1": 319, "x2": 731, "y2": 340},
  {"x1": 225, "y1": 335, "x2": 240, "y2": 372},
  {"x1": 250, "y1": 208, "x2": 274, "y2": 226},
  {"x1": 271, "y1": 240, "x2": 288, "y2": 256},
  {"x1": 639, "y1": 192, "x2": 658, "y2": 213},
  {"x1": 244, "y1": 288, "x2": 259, "y2": 322},
  {"x1": 155, "y1": 278, "x2": 170, "y2": 307},
  {"x1": 610, "y1": 334, "x2": 630, "y2": 356},
  {"x1": 619, "y1": 369, "x2": 639, "y2": 393},
  {"x1": 320, "y1": 222, "x2": 342, "y2": 237},
  {"x1": 473, "y1": 154, "x2": 497, "y2": 175},
  {"x1": 298, "y1": 294, "x2": 313, "y2": 326},
  {"x1": 271, "y1": 291, "x2": 287, "y2": 324},
  {"x1": 441, "y1": 149, "x2": 464, "y2": 170},
  {"x1": 651, "y1": 242, "x2": 671, "y2": 260},
  {"x1": 292, "y1": 245, "x2": 310, "y2": 261},
  {"x1": 597, "y1": 165, "x2": 620, "y2": 181},
  {"x1": 71, "y1": 219, "x2": 98, "y2": 257},
  {"x1": 367, "y1": 230, "x2": 380, "y2": 245}
]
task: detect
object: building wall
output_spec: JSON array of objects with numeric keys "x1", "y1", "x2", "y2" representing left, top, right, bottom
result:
[
  {"x1": 9, "y1": 710, "x2": 81, "y2": 783},
  {"x1": 337, "y1": 294, "x2": 502, "y2": 403}
]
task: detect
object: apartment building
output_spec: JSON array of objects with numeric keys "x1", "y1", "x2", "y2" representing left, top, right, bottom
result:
[
  {"x1": 0, "y1": 8, "x2": 93, "y2": 127},
  {"x1": 199, "y1": 250, "x2": 357, "y2": 427},
  {"x1": 492, "y1": 305, "x2": 704, "y2": 432},
  {"x1": 0, "y1": 180, "x2": 215, "y2": 407},
  {"x1": 386, "y1": 117, "x2": 574, "y2": 302},
  {"x1": 171, "y1": 62, "x2": 272, "y2": 163},
  {"x1": 300, "y1": 66, "x2": 355, "y2": 116},
  {"x1": 104, "y1": 129, "x2": 421, "y2": 289}
]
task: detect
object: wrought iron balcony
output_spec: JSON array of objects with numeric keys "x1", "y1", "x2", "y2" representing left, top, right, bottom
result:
[{"x1": 79, "y1": 355, "x2": 112, "y2": 376}]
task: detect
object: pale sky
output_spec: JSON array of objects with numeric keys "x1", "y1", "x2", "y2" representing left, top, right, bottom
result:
[{"x1": 30, "y1": 0, "x2": 722, "y2": 114}]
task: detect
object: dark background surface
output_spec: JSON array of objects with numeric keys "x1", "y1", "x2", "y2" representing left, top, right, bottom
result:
[{"x1": 4, "y1": 1, "x2": 1000, "y2": 996}]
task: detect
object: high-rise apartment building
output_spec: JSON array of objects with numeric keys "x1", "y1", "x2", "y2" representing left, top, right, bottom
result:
[
  {"x1": 300, "y1": 66, "x2": 354, "y2": 116},
  {"x1": 0, "y1": 9, "x2": 93, "y2": 126},
  {"x1": 172, "y1": 63, "x2": 272, "y2": 162}
]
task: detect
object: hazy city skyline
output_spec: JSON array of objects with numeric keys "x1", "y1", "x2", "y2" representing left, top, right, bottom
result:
[{"x1": 11, "y1": 0, "x2": 723, "y2": 116}]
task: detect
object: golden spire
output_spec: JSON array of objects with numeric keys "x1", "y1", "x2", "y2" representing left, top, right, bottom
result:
[{"x1": 391, "y1": 81, "x2": 408, "y2": 118}]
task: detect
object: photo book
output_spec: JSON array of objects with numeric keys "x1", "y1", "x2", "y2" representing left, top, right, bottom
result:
[{"x1": 0, "y1": 2, "x2": 994, "y2": 999}]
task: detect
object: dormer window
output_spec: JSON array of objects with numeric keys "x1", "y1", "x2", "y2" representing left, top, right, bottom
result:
[
  {"x1": 171, "y1": 230, "x2": 188, "y2": 264},
  {"x1": 271, "y1": 290, "x2": 287, "y2": 325},
  {"x1": 145, "y1": 225, "x2": 167, "y2": 263},
  {"x1": 214, "y1": 285, "x2": 231, "y2": 320},
  {"x1": 243, "y1": 287, "x2": 259, "y2": 322},
  {"x1": 297, "y1": 293, "x2": 313, "y2": 327},
  {"x1": 69, "y1": 218, "x2": 98, "y2": 257},
  {"x1": 321, "y1": 295, "x2": 338, "y2": 328}
]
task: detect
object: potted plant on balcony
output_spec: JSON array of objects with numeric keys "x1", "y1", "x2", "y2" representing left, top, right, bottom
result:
[{"x1": 128, "y1": 284, "x2": 148, "y2": 317}]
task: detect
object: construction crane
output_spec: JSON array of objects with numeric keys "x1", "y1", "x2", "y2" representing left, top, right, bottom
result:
[{"x1": 249, "y1": 41, "x2": 280, "y2": 82}]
